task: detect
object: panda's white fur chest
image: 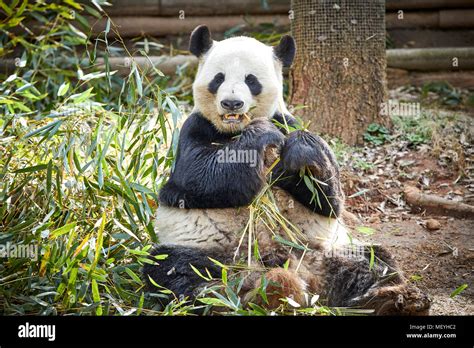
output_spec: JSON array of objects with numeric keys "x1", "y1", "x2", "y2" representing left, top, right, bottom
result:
[{"x1": 155, "y1": 188, "x2": 349, "y2": 253}]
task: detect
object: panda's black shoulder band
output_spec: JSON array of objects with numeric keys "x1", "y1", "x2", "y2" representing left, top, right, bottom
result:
[{"x1": 158, "y1": 113, "x2": 271, "y2": 209}]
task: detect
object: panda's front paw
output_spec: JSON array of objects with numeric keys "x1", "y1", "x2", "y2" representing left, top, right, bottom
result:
[
  {"x1": 243, "y1": 118, "x2": 285, "y2": 152},
  {"x1": 281, "y1": 130, "x2": 338, "y2": 177}
]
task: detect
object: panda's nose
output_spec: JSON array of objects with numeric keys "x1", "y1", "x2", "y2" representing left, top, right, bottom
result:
[{"x1": 221, "y1": 99, "x2": 244, "y2": 111}]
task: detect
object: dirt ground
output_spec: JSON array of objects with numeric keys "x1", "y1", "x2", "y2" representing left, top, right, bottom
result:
[
  {"x1": 341, "y1": 107, "x2": 473, "y2": 315},
  {"x1": 361, "y1": 219, "x2": 473, "y2": 315}
]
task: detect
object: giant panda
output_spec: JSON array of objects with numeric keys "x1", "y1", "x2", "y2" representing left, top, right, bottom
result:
[{"x1": 142, "y1": 25, "x2": 430, "y2": 315}]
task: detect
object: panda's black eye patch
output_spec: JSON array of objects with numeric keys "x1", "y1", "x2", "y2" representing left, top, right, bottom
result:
[
  {"x1": 208, "y1": 73, "x2": 225, "y2": 94},
  {"x1": 245, "y1": 74, "x2": 262, "y2": 96}
]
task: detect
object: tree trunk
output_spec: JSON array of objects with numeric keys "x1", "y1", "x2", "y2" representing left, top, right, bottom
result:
[{"x1": 290, "y1": 0, "x2": 389, "y2": 145}]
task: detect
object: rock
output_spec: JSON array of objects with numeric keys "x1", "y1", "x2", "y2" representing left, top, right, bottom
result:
[
  {"x1": 425, "y1": 219, "x2": 441, "y2": 231},
  {"x1": 368, "y1": 215, "x2": 381, "y2": 224},
  {"x1": 342, "y1": 210, "x2": 362, "y2": 228}
]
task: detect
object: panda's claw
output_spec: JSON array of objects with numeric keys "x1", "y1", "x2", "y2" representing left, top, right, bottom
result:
[
  {"x1": 347, "y1": 283, "x2": 431, "y2": 315},
  {"x1": 242, "y1": 118, "x2": 285, "y2": 151},
  {"x1": 272, "y1": 129, "x2": 344, "y2": 217},
  {"x1": 281, "y1": 130, "x2": 338, "y2": 175}
]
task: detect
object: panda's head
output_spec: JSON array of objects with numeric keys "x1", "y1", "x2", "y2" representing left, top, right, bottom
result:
[{"x1": 190, "y1": 25, "x2": 296, "y2": 134}]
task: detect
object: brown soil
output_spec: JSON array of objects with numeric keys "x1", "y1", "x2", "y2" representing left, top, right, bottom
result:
[
  {"x1": 358, "y1": 219, "x2": 473, "y2": 315},
  {"x1": 341, "y1": 109, "x2": 473, "y2": 315}
]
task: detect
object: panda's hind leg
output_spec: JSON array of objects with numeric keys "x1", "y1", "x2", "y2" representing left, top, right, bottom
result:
[
  {"x1": 347, "y1": 282, "x2": 431, "y2": 315},
  {"x1": 350, "y1": 245, "x2": 430, "y2": 315},
  {"x1": 142, "y1": 244, "x2": 225, "y2": 303},
  {"x1": 323, "y1": 245, "x2": 430, "y2": 315}
]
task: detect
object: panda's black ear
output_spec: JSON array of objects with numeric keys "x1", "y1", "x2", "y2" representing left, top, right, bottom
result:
[
  {"x1": 189, "y1": 25, "x2": 213, "y2": 58},
  {"x1": 273, "y1": 35, "x2": 296, "y2": 68}
]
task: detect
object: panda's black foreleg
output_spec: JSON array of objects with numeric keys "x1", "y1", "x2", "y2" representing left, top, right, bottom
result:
[
  {"x1": 142, "y1": 244, "x2": 226, "y2": 303},
  {"x1": 273, "y1": 130, "x2": 344, "y2": 217},
  {"x1": 159, "y1": 116, "x2": 285, "y2": 209}
]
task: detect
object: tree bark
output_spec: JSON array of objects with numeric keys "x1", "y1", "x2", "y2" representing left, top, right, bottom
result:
[{"x1": 290, "y1": 0, "x2": 388, "y2": 145}]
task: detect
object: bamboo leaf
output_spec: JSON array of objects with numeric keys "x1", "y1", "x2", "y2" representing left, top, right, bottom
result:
[
  {"x1": 369, "y1": 246, "x2": 375, "y2": 271},
  {"x1": 14, "y1": 164, "x2": 48, "y2": 173},
  {"x1": 91, "y1": 212, "x2": 106, "y2": 272},
  {"x1": 450, "y1": 284, "x2": 468, "y2": 298},
  {"x1": 67, "y1": 87, "x2": 94, "y2": 103},
  {"x1": 91, "y1": 279, "x2": 103, "y2": 315},
  {"x1": 125, "y1": 268, "x2": 142, "y2": 284},
  {"x1": 57, "y1": 82, "x2": 70, "y2": 97},
  {"x1": 50, "y1": 222, "x2": 76, "y2": 239},
  {"x1": 356, "y1": 226, "x2": 376, "y2": 236},
  {"x1": 190, "y1": 264, "x2": 212, "y2": 281}
]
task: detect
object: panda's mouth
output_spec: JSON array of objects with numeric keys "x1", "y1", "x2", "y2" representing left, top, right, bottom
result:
[{"x1": 222, "y1": 113, "x2": 249, "y2": 124}]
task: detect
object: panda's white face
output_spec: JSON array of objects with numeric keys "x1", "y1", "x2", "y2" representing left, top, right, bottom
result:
[{"x1": 193, "y1": 36, "x2": 286, "y2": 133}]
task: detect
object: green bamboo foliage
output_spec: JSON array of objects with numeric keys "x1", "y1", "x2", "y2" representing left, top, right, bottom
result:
[
  {"x1": 0, "y1": 0, "x2": 182, "y2": 315},
  {"x1": 0, "y1": 1, "x2": 374, "y2": 316}
]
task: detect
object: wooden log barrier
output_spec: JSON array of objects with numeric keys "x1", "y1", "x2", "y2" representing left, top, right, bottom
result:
[
  {"x1": 89, "y1": 15, "x2": 290, "y2": 37},
  {"x1": 80, "y1": 0, "x2": 474, "y2": 16},
  {"x1": 93, "y1": 0, "x2": 291, "y2": 16},
  {"x1": 387, "y1": 48, "x2": 474, "y2": 71},
  {"x1": 386, "y1": 9, "x2": 474, "y2": 29}
]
